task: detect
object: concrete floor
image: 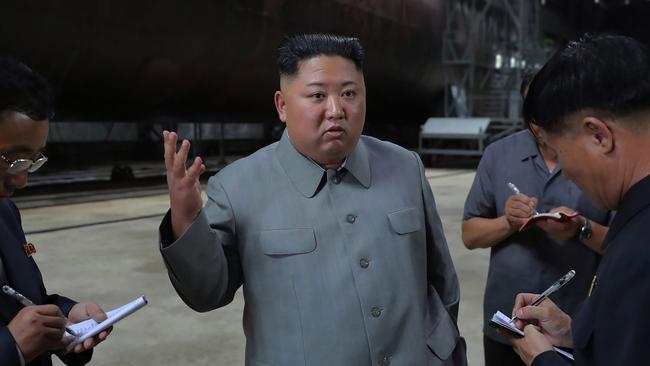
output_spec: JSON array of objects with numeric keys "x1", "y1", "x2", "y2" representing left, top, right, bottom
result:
[{"x1": 18, "y1": 167, "x2": 490, "y2": 366}]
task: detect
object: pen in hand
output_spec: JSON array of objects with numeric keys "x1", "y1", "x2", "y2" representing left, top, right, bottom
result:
[
  {"x1": 510, "y1": 270, "x2": 576, "y2": 324},
  {"x1": 507, "y1": 182, "x2": 540, "y2": 215},
  {"x1": 2, "y1": 285, "x2": 78, "y2": 337}
]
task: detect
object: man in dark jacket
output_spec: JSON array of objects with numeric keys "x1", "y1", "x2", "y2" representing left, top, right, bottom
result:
[
  {"x1": 506, "y1": 33, "x2": 650, "y2": 365},
  {"x1": 0, "y1": 58, "x2": 110, "y2": 366}
]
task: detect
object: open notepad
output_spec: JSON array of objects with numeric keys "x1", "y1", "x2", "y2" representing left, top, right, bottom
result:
[
  {"x1": 518, "y1": 211, "x2": 578, "y2": 232},
  {"x1": 65, "y1": 295, "x2": 147, "y2": 351},
  {"x1": 490, "y1": 311, "x2": 574, "y2": 360}
]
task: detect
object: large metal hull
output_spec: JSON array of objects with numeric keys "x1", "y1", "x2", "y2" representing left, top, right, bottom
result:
[{"x1": 1, "y1": 0, "x2": 444, "y2": 128}]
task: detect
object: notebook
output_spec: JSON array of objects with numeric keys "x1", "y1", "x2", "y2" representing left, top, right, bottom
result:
[
  {"x1": 518, "y1": 211, "x2": 578, "y2": 232},
  {"x1": 65, "y1": 295, "x2": 147, "y2": 351},
  {"x1": 490, "y1": 310, "x2": 574, "y2": 360}
]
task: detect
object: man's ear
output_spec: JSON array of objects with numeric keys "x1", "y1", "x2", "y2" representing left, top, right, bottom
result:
[
  {"x1": 582, "y1": 116, "x2": 614, "y2": 154},
  {"x1": 274, "y1": 91, "x2": 287, "y2": 123}
]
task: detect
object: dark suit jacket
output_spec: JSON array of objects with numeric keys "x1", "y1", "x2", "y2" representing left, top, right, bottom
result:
[
  {"x1": 533, "y1": 175, "x2": 650, "y2": 365},
  {"x1": 0, "y1": 198, "x2": 91, "y2": 366}
]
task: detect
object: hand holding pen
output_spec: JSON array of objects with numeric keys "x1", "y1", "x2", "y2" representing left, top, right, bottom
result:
[
  {"x1": 510, "y1": 283, "x2": 575, "y2": 348},
  {"x1": 507, "y1": 182, "x2": 540, "y2": 216},
  {"x1": 511, "y1": 270, "x2": 576, "y2": 324},
  {"x1": 3, "y1": 285, "x2": 77, "y2": 336}
]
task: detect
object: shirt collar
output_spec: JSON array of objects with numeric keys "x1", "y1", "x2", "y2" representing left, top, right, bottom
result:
[
  {"x1": 275, "y1": 130, "x2": 371, "y2": 197},
  {"x1": 520, "y1": 129, "x2": 541, "y2": 161}
]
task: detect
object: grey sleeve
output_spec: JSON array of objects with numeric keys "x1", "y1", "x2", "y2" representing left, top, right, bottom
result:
[
  {"x1": 414, "y1": 152, "x2": 460, "y2": 321},
  {"x1": 159, "y1": 176, "x2": 243, "y2": 312},
  {"x1": 463, "y1": 148, "x2": 497, "y2": 220}
]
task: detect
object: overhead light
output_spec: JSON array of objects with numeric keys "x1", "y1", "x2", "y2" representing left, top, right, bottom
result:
[{"x1": 495, "y1": 54, "x2": 503, "y2": 69}]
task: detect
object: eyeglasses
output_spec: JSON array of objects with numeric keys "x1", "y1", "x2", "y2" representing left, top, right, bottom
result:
[{"x1": 0, "y1": 153, "x2": 48, "y2": 175}]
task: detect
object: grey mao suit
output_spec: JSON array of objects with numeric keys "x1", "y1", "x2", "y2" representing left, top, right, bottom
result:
[{"x1": 160, "y1": 131, "x2": 465, "y2": 366}]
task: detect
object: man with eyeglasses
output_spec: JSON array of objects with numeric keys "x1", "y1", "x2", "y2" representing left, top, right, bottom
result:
[{"x1": 0, "y1": 58, "x2": 110, "y2": 366}]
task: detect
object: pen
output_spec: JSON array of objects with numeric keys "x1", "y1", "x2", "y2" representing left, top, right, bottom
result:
[
  {"x1": 507, "y1": 182, "x2": 540, "y2": 215},
  {"x1": 511, "y1": 270, "x2": 576, "y2": 323},
  {"x1": 2, "y1": 285, "x2": 78, "y2": 337}
]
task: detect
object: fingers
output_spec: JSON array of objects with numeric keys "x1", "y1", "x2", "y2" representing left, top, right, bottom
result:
[
  {"x1": 34, "y1": 304, "x2": 64, "y2": 317},
  {"x1": 548, "y1": 206, "x2": 575, "y2": 215},
  {"x1": 73, "y1": 328, "x2": 111, "y2": 353},
  {"x1": 512, "y1": 293, "x2": 540, "y2": 316},
  {"x1": 186, "y1": 156, "x2": 206, "y2": 181},
  {"x1": 83, "y1": 303, "x2": 107, "y2": 323},
  {"x1": 172, "y1": 139, "x2": 188, "y2": 176},
  {"x1": 163, "y1": 130, "x2": 178, "y2": 173},
  {"x1": 507, "y1": 195, "x2": 537, "y2": 218}
]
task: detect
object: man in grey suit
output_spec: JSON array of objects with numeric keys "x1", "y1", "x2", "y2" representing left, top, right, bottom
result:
[{"x1": 159, "y1": 34, "x2": 466, "y2": 366}]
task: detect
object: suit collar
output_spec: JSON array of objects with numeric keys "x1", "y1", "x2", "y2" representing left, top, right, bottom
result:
[
  {"x1": 275, "y1": 130, "x2": 371, "y2": 197},
  {"x1": 604, "y1": 173, "x2": 650, "y2": 246},
  {"x1": 345, "y1": 136, "x2": 371, "y2": 188},
  {"x1": 0, "y1": 199, "x2": 42, "y2": 322}
]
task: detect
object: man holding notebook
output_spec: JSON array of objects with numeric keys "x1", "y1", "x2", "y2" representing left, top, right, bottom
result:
[
  {"x1": 461, "y1": 72, "x2": 610, "y2": 366},
  {"x1": 507, "y1": 33, "x2": 650, "y2": 365},
  {"x1": 0, "y1": 58, "x2": 110, "y2": 365}
]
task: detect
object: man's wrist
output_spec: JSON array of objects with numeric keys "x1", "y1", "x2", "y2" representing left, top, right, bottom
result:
[{"x1": 575, "y1": 216, "x2": 592, "y2": 241}]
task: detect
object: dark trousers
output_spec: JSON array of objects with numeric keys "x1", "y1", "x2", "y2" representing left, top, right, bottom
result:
[{"x1": 484, "y1": 335, "x2": 526, "y2": 366}]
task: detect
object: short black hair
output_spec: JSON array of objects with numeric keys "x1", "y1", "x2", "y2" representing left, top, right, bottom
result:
[
  {"x1": 0, "y1": 57, "x2": 54, "y2": 121},
  {"x1": 277, "y1": 34, "x2": 365, "y2": 77},
  {"x1": 523, "y1": 33, "x2": 650, "y2": 132}
]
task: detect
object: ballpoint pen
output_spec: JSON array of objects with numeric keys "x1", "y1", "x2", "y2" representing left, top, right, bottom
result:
[
  {"x1": 2, "y1": 285, "x2": 78, "y2": 337},
  {"x1": 511, "y1": 270, "x2": 576, "y2": 323},
  {"x1": 507, "y1": 182, "x2": 540, "y2": 215}
]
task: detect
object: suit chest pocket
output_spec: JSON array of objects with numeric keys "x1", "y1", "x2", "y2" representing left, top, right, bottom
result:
[
  {"x1": 387, "y1": 207, "x2": 422, "y2": 235},
  {"x1": 260, "y1": 228, "x2": 317, "y2": 256}
]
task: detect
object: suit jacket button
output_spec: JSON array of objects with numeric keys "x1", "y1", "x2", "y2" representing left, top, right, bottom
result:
[
  {"x1": 359, "y1": 258, "x2": 370, "y2": 268},
  {"x1": 346, "y1": 214, "x2": 356, "y2": 223},
  {"x1": 371, "y1": 306, "x2": 382, "y2": 317}
]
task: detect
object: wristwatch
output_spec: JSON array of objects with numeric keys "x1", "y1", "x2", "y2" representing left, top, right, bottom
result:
[{"x1": 578, "y1": 217, "x2": 593, "y2": 241}]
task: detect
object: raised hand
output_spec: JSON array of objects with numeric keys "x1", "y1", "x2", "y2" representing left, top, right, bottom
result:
[
  {"x1": 163, "y1": 130, "x2": 206, "y2": 240},
  {"x1": 8, "y1": 304, "x2": 72, "y2": 362}
]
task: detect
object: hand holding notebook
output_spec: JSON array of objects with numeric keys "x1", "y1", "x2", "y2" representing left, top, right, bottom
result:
[
  {"x1": 518, "y1": 211, "x2": 579, "y2": 232},
  {"x1": 65, "y1": 295, "x2": 148, "y2": 352},
  {"x1": 490, "y1": 270, "x2": 576, "y2": 360}
]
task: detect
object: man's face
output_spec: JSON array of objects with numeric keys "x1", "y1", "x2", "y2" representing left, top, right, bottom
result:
[
  {"x1": 542, "y1": 116, "x2": 614, "y2": 209},
  {"x1": 0, "y1": 111, "x2": 49, "y2": 198},
  {"x1": 274, "y1": 55, "x2": 366, "y2": 167}
]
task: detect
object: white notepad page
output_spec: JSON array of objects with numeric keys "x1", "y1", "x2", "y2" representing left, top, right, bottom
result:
[
  {"x1": 65, "y1": 295, "x2": 148, "y2": 350},
  {"x1": 491, "y1": 311, "x2": 574, "y2": 361}
]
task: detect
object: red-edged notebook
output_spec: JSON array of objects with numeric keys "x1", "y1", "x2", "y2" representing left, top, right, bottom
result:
[{"x1": 518, "y1": 211, "x2": 579, "y2": 232}]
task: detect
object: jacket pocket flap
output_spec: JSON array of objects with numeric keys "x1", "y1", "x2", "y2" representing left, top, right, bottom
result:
[
  {"x1": 261, "y1": 228, "x2": 316, "y2": 256},
  {"x1": 387, "y1": 207, "x2": 421, "y2": 234}
]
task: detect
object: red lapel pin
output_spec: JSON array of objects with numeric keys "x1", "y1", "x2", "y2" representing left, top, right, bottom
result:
[{"x1": 23, "y1": 243, "x2": 36, "y2": 257}]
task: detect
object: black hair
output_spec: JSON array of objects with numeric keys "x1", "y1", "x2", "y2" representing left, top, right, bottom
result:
[
  {"x1": 277, "y1": 34, "x2": 365, "y2": 77},
  {"x1": 0, "y1": 57, "x2": 54, "y2": 121},
  {"x1": 523, "y1": 33, "x2": 650, "y2": 132}
]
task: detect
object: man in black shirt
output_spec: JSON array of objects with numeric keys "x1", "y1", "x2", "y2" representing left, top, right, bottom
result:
[{"x1": 506, "y1": 33, "x2": 650, "y2": 365}]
